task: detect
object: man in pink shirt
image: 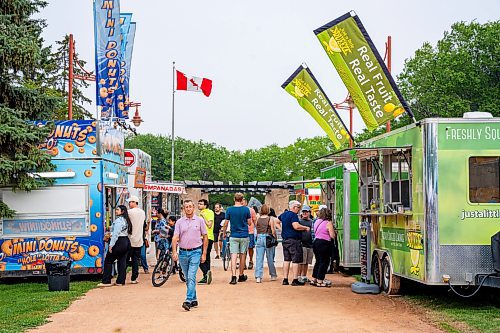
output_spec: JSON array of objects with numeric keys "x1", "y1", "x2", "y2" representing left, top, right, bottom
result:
[{"x1": 172, "y1": 200, "x2": 208, "y2": 311}]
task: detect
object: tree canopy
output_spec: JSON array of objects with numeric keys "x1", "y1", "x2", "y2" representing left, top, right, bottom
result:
[
  {"x1": 398, "y1": 20, "x2": 500, "y2": 119},
  {"x1": 125, "y1": 135, "x2": 334, "y2": 182},
  {"x1": 0, "y1": 0, "x2": 61, "y2": 218}
]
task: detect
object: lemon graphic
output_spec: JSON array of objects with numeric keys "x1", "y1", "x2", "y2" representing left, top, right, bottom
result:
[
  {"x1": 393, "y1": 107, "x2": 404, "y2": 117},
  {"x1": 384, "y1": 103, "x2": 396, "y2": 113},
  {"x1": 328, "y1": 37, "x2": 342, "y2": 53},
  {"x1": 294, "y1": 85, "x2": 304, "y2": 98},
  {"x1": 340, "y1": 129, "x2": 347, "y2": 136}
]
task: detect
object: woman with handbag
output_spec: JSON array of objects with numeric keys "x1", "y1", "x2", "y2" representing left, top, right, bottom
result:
[
  {"x1": 311, "y1": 208, "x2": 336, "y2": 287},
  {"x1": 254, "y1": 204, "x2": 278, "y2": 283},
  {"x1": 98, "y1": 205, "x2": 133, "y2": 287}
]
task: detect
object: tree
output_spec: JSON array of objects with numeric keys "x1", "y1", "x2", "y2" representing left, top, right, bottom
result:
[
  {"x1": 125, "y1": 134, "x2": 335, "y2": 183},
  {"x1": 0, "y1": 0, "x2": 60, "y2": 217},
  {"x1": 28, "y1": 34, "x2": 93, "y2": 120},
  {"x1": 398, "y1": 21, "x2": 500, "y2": 119}
]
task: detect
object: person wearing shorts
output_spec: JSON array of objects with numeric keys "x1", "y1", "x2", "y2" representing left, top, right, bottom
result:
[
  {"x1": 279, "y1": 200, "x2": 310, "y2": 286},
  {"x1": 242, "y1": 198, "x2": 256, "y2": 270},
  {"x1": 298, "y1": 205, "x2": 314, "y2": 283},
  {"x1": 222, "y1": 193, "x2": 251, "y2": 285}
]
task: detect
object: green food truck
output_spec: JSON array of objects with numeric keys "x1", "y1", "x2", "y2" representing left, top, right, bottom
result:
[
  {"x1": 320, "y1": 164, "x2": 361, "y2": 269},
  {"x1": 314, "y1": 114, "x2": 500, "y2": 294}
]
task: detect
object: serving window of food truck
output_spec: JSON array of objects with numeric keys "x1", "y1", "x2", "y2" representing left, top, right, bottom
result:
[
  {"x1": 383, "y1": 149, "x2": 412, "y2": 210},
  {"x1": 469, "y1": 156, "x2": 500, "y2": 204},
  {"x1": 0, "y1": 185, "x2": 90, "y2": 238},
  {"x1": 359, "y1": 151, "x2": 381, "y2": 211}
]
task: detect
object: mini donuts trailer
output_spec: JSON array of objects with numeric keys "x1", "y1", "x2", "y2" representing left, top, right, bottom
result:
[{"x1": 0, "y1": 120, "x2": 128, "y2": 277}]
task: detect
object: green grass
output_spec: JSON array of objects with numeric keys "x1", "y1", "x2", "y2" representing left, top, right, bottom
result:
[
  {"x1": 0, "y1": 278, "x2": 98, "y2": 333},
  {"x1": 405, "y1": 286, "x2": 500, "y2": 333}
]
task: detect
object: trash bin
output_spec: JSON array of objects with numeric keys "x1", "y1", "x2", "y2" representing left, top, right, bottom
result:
[{"x1": 45, "y1": 260, "x2": 71, "y2": 291}]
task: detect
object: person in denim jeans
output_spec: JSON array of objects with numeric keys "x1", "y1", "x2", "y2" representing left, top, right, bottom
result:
[
  {"x1": 172, "y1": 200, "x2": 208, "y2": 311},
  {"x1": 254, "y1": 204, "x2": 277, "y2": 283}
]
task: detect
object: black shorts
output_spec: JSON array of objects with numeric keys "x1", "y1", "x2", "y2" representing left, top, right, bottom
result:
[
  {"x1": 282, "y1": 238, "x2": 303, "y2": 263},
  {"x1": 214, "y1": 231, "x2": 220, "y2": 242}
]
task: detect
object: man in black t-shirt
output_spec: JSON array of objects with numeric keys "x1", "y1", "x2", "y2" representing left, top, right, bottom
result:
[
  {"x1": 298, "y1": 205, "x2": 314, "y2": 283},
  {"x1": 213, "y1": 203, "x2": 225, "y2": 259}
]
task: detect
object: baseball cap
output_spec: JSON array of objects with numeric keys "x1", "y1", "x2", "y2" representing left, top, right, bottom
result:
[
  {"x1": 126, "y1": 195, "x2": 139, "y2": 203},
  {"x1": 318, "y1": 204, "x2": 327, "y2": 210},
  {"x1": 301, "y1": 205, "x2": 311, "y2": 212}
]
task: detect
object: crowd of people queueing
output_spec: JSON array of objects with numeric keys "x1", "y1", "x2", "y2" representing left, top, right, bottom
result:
[
  {"x1": 96, "y1": 192, "x2": 339, "y2": 312},
  {"x1": 172, "y1": 193, "x2": 339, "y2": 311}
]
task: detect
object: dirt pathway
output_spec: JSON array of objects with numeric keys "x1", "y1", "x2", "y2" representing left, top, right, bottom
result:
[{"x1": 31, "y1": 248, "x2": 441, "y2": 333}]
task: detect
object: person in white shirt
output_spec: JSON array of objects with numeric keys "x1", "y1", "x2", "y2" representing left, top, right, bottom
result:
[{"x1": 127, "y1": 195, "x2": 146, "y2": 284}]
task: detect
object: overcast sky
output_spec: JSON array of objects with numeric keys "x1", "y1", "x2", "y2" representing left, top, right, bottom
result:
[{"x1": 41, "y1": 0, "x2": 499, "y2": 151}]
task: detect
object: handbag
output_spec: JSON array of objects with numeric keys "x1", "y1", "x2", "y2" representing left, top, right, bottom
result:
[{"x1": 266, "y1": 234, "x2": 278, "y2": 248}]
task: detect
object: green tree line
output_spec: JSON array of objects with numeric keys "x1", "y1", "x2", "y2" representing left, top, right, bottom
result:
[{"x1": 125, "y1": 134, "x2": 335, "y2": 182}]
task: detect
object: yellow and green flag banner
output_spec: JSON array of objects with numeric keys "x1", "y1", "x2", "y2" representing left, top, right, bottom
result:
[
  {"x1": 282, "y1": 64, "x2": 352, "y2": 149},
  {"x1": 314, "y1": 12, "x2": 414, "y2": 131}
]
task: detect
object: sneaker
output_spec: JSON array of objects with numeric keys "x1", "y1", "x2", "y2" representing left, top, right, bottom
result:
[
  {"x1": 229, "y1": 276, "x2": 237, "y2": 285},
  {"x1": 207, "y1": 270, "x2": 212, "y2": 285},
  {"x1": 256, "y1": 277, "x2": 262, "y2": 283},
  {"x1": 198, "y1": 277, "x2": 207, "y2": 285},
  {"x1": 291, "y1": 279, "x2": 305, "y2": 286},
  {"x1": 282, "y1": 278, "x2": 289, "y2": 285},
  {"x1": 112, "y1": 282, "x2": 124, "y2": 286},
  {"x1": 182, "y1": 302, "x2": 191, "y2": 311},
  {"x1": 97, "y1": 283, "x2": 113, "y2": 287},
  {"x1": 130, "y1": 280, "x2": 138, "y2": 284},
  {"x1": 270, "y1": 276, "x2": 277, "y2": 281},
  {"x1": 190, "y1": 300, "x2": 198, "y2": 307},
  {"x1": 324, "y1": 278, "x2": 332, "y2": 285},
  {"x1": 238, "y1": 274, "x2": 248, "y2": 282},
  {"x1": 215, "y1": 255, "x2": 220, "y2": 259},
  {"x1": 248, "y1": 262, "x2": 254, "y2": 270}
]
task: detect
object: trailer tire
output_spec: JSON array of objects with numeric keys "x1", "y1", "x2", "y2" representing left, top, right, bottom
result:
[
  {"x1": 371, "y1": 254, "x2": 382, "y2": 287},
  {"x1": 381, "y1": 256, "x2": 400, "y2": 295}
]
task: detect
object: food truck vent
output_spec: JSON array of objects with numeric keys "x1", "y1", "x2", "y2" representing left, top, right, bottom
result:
[{"x1": 463, "y1": 111, "x2": 493, "y2": 119}]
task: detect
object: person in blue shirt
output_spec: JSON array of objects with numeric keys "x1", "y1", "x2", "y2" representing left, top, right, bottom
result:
[
  {"x1": 222, "y1": 192, "x2": 251, "y2": 285},
  {"x1": 279, "y1": 200, "x2": 310, "y2": 286},
  {"x1": 153, "y1": 209, "x2": 169, "y2": 259},
  {"x1": 98, "y1": 205, "x2": 132, "y2": 287}
]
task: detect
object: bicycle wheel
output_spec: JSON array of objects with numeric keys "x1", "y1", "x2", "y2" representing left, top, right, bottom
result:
[
  {"x1": 223, "y1": 245, "x2": 230, "y2": 271},
  {"x1": 152, "y1": 253, "x2": 173, "y2": 287}
]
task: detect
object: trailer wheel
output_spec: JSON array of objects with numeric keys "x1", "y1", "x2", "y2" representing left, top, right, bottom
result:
[
  {"x1": 381, "y1": 256, "x2": 400, "y2": 295},
  {"x1": 371, "y1": 254, "x2": 382, "y2": 287}
]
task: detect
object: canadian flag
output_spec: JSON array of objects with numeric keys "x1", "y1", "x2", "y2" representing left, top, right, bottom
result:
[{"x1": 176, "y1": 70, "x2": 213, "y2": 97}]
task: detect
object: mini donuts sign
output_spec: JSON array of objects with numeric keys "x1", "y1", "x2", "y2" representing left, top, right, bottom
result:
[{"x1": 37, "y1": 120, "x2": 98, "y2": 158}]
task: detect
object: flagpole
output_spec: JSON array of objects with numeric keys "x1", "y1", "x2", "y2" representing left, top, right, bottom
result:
[{"x1": 171, "y1": 61, "x2": 175, "y2": 183}]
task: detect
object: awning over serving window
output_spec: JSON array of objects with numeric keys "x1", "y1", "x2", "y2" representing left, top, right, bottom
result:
[{"x1": 311, "y1": 146, "x2": 412, "y2": 164}]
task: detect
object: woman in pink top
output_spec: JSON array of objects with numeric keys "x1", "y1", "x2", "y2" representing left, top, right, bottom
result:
[{"x1": 311, "y1": 208, "x2": 336, "y2": 287}]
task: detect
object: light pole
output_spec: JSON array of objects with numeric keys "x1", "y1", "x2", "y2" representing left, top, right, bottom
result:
[
  {"x1": 67, "y1": 33, "x2": 96, "y2": 120},
  {"x1": 334, "y1": 94, "x2": 355, "y2": 148}
]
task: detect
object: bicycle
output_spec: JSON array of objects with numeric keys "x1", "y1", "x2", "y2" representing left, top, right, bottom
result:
[
  {"x1": 152, "y1": 247, "x2": 185, "y2": 287},
  {"x1": 221, "y1": 233, "x2": 231, "y2": 271}
]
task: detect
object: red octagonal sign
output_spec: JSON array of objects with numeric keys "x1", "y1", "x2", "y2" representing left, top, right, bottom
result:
[{"x1": 124, "y1": 151, "x2": 136, "y2": 167}]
